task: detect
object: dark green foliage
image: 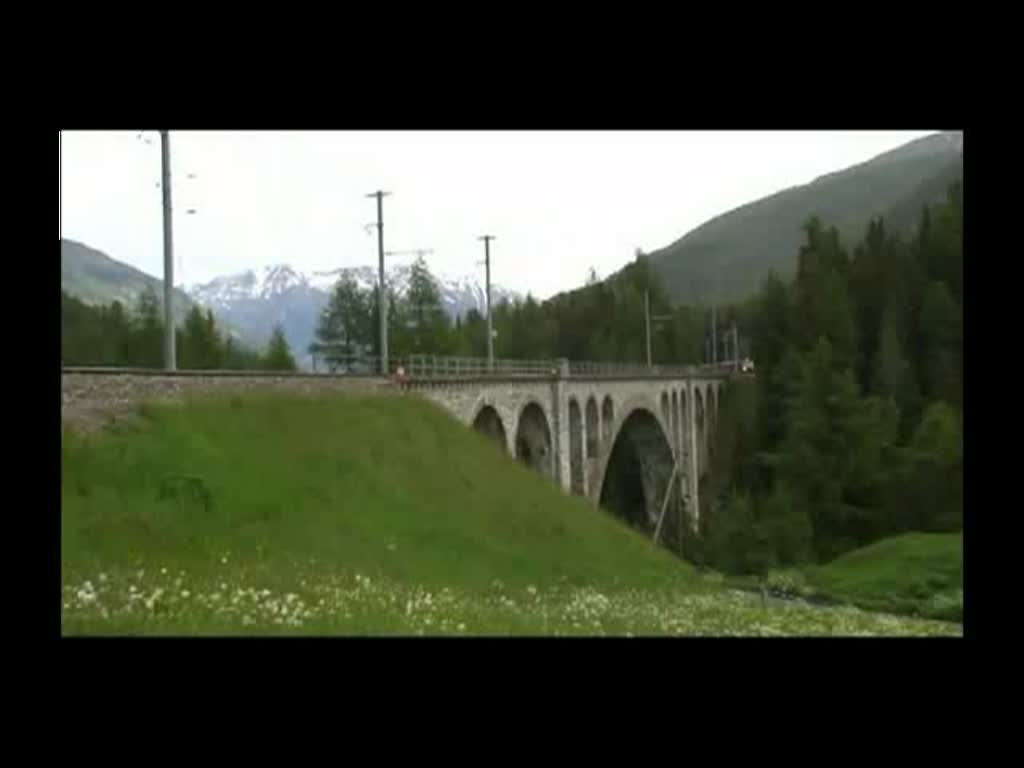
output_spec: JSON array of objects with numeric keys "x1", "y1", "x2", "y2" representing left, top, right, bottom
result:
[
  {"x1": 446, "y1": 257, "x2": 713, "y2": 365},
  {"x1": 701, "y1": 180, "x2": 961, "y2": 573},
  {"x1": 263, "y1": 325, "x2": 297, "y2": 371},
  {"x1": 391, "y1": 257, "x2": 453, "y2": 356},
  {"x1": 311, "y1": 273, "x2": 374, "y2": 367},
  {"x1": 62, "y1": 288, "x2": 266, "y2": 370},
  {"x1": 179, "y1": 307, "x2": 225, "y2": 370},
  {"x1": 884, "y1": 402, "x2": 963, "y2": 533},
  {"x1": 706, "y1": 490, "x2": 775, "y2": 575},
  {"x1": 917, "y1": 281, "x2": 961, "y2": 407},
  {"x1": 763, "y1": 484, "x2": 814, "y2": 567}
]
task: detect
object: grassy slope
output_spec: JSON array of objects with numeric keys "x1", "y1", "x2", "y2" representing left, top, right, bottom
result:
[
  {"x1": 805, "y1": 532, "x2": 963, "y2": 621},
  {"x1": 61, "y1": 394, "x2": 959, "y2": 635}
]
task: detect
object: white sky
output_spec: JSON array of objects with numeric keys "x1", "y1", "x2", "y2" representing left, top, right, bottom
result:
[{"x1": 59, "y1": 130, "x2": 935, "y2": 299}]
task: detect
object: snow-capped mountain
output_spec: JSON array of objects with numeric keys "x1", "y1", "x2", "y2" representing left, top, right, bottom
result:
[{"x1": 187, "y1": 264, "x2": 520, "y2": 369}]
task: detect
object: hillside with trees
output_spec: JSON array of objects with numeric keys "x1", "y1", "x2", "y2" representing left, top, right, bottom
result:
[
  {"x1": 62, "y1": 286, "x2": 296, "y2": 371},
  {"x1": 644, "y1": 131, "x2": 963, "y2": 305},
  {"x1": 695, "y1": 181, "x2": 962, "y2": 575}
]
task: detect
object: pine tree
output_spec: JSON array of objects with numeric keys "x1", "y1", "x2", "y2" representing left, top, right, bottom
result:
[
  {"x1": 776, "y1": 339, "x2": 886, "y2": 559},
  {"x1": 180, "y1": 305, "x2": 225, "y2": 369},
  {"x1": 750, "y1": 271, "x2": 791, "y2": 375},
  {"x1": 126, "y1": 287, "x2": 165, "y2": 367},
  {"x1": 312, "y1": 274, "x2": 373, "y2": 370},
  {"x1": 871, "y1": 302, "x2": 918, "y2": 429},
  {"x1": 397, "y1": 256, "x2": 450, "y2": 356},
  {"x1": 917, "y1": 280, "x2": 961, "y2": 407},
  {"x1": 264, "y1": 325, "x2": 297, "y2": 371}
]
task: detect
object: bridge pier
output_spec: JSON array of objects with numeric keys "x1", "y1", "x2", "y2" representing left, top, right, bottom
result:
[{"x1": 553, "y1": 359, "x2": 572, "y2": 493}]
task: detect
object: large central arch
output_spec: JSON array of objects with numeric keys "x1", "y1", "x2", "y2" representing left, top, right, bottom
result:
[
  {"x1": 515, "y1": 402, "x2": 554, "y2": 478},
  {"x1": 597, "y1": 407, "x2": 678, "y2": 542}
]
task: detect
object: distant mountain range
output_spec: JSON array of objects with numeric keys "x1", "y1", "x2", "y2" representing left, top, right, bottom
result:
[
  {"x1": 188, "y1": 264, "x2": 519, "y2": 369},
  {"x1": 61, "y1": 239, "x2": 208, "y2": 332},
  {"x1": 61, "y1": 239, "x2": 519, "y2": 369},
  {"x1": 644, "y1": 130, "x2": 963, "y2": 304}
]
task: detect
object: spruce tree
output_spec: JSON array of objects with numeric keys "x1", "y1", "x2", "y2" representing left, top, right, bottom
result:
[{"x1": 264, "y1": 325, "x2": 297, "y2": 371}]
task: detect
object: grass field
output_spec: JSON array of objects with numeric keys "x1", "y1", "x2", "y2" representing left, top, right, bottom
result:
[
  {"x1": 805, "y1": 533, "x2": 963, "y2": 621},
  {"x1": 61, "y1": 393, "x2": 961, "y2": 636}
]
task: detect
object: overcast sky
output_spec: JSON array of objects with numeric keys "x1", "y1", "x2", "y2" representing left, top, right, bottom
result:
[{"x1": 59, "y1": 130, "x2": 935, "y2": 299}]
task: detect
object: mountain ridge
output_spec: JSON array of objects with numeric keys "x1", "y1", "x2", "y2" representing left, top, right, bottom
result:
[
  {"x1": 61, "y1": 238, "x2": 519, "y2": 370},
  {"x1": 645, "y1": 131, "x2": 963, "y2": 304}
]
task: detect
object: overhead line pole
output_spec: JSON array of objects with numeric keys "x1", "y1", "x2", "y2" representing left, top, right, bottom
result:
[
  {"x1": 160, "y1": 130, "x2": 176, "y2": 371},
  {"x1": 479, "y1": 235, "x2": 495, "y2": 370},
  {"x1": 367, "y1": 190, "x2": 391, "y2": 375}
]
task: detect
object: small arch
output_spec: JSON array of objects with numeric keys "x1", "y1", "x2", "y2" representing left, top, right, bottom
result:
[
  {"x1": 707, "y1": 386, "x2": 717, "y2": 461},
  {"x1": 472, "y1": 405, "x2": 507, "y2": 453},
  {"x1": 515, "y1": 401, "x2": 553, "y2": 478},
  {"x1": 695, "y1": 388, "x2": 705, "y2": 476},
  {"x1": 601, "y1": 395, "x2": 614, "y2": 445},
  {"x1": 585, "y1": 396, "x2": 599, "y2": 458},
  {"x1": 569, "y1": 398, "x2": 584, "y2": 495},
  {"x1": 680, "y1": 389, "x2": 689, "y2": 453},
  {"x1": 695, "y1": 388, "x2": 705, "y2": 431},
  {"x1": 671, "y1": 391, "x2": 679, "y2": 458}
]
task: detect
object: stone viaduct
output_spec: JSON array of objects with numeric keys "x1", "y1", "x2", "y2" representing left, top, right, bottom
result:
[
  {"x1": 62, "y1": 358, "x2": 731, "y2": 546},
  {"x1": 402, "y1": 360, "x2": 729, "y2": 541}
]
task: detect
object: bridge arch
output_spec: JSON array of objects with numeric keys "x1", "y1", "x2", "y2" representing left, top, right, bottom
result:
[
  {"x1": 601, "y1": 395, "x2": 614, "y2": 445},
  {"x1": 472, "y1": 403, "x2": 508, "y2": 453},
  {"x1": 706, "y1": 385, "x2": 717, "y2": 463},
  {"x1": 671, "y1": 390, "x2": 679, "y2": 458},
  {"x1": 568, "y1": 397, "x2": 584, "y2": 494},
  {"x1": 585, "y1": 396, "x2": 599, "y2": 459},
  {"x1": 595, "y1": 400, "x2": 677, "y2": 540},
  {"x1": 694, "y1": 388, "x2": 705, "y2": 476},
  {"x1": 515, "y1": 400, "x2": 554, "y2": 479}
]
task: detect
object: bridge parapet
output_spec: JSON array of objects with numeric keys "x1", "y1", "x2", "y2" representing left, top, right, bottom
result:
[{"x1": 400, "y1": 355, "x2": 734, "y2": 381}]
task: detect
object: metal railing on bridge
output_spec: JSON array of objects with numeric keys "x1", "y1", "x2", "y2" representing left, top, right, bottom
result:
[
  {"x1": 306, "y1": 349, "x2": 740, "y2": 380},
  {"x1": 567, "y1": 360, "x2": 733, "y2": 378},
  {"x1": 63, "y1": 354, "x2": 740, "y2": 381},
  {"x1": 406, "y1": 355, "x2": 557, "y2": 378}
]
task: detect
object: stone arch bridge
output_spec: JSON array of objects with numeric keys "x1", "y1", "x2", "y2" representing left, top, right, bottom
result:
[
  {"x1": 61, "y1": 356, "x2": 733, "y2": 548},
  {"x1": 399, "y1": 357, "x2": 731, "y2": 542}
]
